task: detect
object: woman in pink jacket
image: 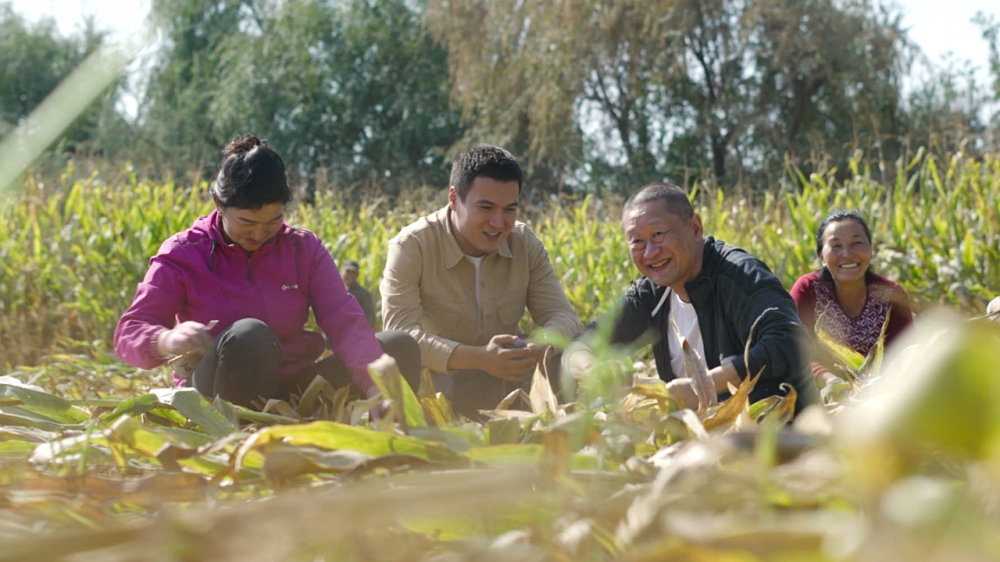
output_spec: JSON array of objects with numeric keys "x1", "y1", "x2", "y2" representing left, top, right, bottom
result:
[{"x1": 115, "y1": 135, "x2": 419, "y2": 408}]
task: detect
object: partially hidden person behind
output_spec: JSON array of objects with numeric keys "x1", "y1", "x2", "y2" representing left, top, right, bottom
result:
[
  {"x1": 380, "y1": 144, "x2": 582, "y2": 418},
  {"x1": 563, "y1": 182, "x2": 819, "y2": 412},
  {"x1": 989, "y1": 296, "x2": 1000, "y2": 322},
  {"x1": 114, "y1": 134, "x2": 420, "y2": 409},
  {"x1": 789, "y1": 210, "x2": 913, "y2": 397},
  {"x1": 341, "y1": 259, "x2": 376, "y2": 329}
]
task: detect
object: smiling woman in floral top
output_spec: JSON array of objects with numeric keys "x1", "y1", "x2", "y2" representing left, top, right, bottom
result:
[{"x1": 790, "y1": 210, "x2": 913, "y2": 389}]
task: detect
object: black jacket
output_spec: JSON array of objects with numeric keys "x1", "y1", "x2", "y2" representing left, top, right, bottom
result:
[{"x1": 587, "y1": 237, "x2": 819, "y2": 409}]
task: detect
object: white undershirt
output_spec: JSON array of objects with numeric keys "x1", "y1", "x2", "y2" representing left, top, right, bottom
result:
[
  {"x1": 667, "y1": 291, "x2": 707, "y2": 377},
  {"x1": 465, "y1": 254, "x2": 486, "y2": 337}
]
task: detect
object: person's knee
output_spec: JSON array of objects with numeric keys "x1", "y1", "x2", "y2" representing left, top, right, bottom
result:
[
  {"x1": 375, "y1": 331, "x2": 420, "y2": 370},
  {"x1": 375, "y1": 330, "x2": 421, "y2": 388},
  {"x1": 215, "y1": 318, "x2": 282, "y2": 361},
  {"x1": 221, "y1": 318, "x2": 277, "y2": 348},
  {"x1": 211, "y1": 319, "x2": 283, "y2": 406},
  {"x1": 376, "y1": 330, "x2": 418, "y2": 357}
]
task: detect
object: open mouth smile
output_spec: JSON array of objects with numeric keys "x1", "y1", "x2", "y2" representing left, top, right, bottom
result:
[{"x1": 648, "y1": 258, "x2": 671, "y2": 270}]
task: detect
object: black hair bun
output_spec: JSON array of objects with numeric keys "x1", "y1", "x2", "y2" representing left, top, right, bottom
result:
[{"x1": 222, "y1": 134, "x2": 267, "y2": 159}]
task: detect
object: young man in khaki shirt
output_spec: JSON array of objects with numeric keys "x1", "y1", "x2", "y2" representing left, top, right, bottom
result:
[{"x1": 381, "y1": 144, "x2": 581, "y2": 416}]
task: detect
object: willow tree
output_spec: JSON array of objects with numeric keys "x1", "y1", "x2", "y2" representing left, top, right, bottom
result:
[
  {"x1": 747, "y1": 0, "x2": 912, "y2": 179},
  {"x1": 426, "y1": 0, "x2": 910, "y2": 191},
  {"x1": 425, "y1": 0, "x2": 664, "y2": 192},
  {"x1": 141, "y1": 0, "x2": 247, "y2": 179},
  {"x1": 976, "y1": 11, "x2": 1000, "y2": 148}
]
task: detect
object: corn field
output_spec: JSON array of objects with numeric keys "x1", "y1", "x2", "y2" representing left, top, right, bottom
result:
[
  {"x1": 0, "y1": 152, "x2": 999, "y2": 560},
  {"x1": 3, "y1": 151, "x2": 998, "y2": 368}
]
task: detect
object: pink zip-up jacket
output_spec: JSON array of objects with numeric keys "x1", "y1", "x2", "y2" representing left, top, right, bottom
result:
[{"x1": 114, "y1": 211, "x2": 381, "y2": 392}]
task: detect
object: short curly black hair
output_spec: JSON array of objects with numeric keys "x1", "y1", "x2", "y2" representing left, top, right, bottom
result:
[{"x1": 449, "y1": 144, "x2": 523, "y2": 201}]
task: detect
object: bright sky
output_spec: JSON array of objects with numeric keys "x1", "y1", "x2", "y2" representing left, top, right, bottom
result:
[
  {"x1": 5, "y1": 0, "x2": 999, "y2": 88},
  {"x1": 901, "y1": 0, "x2": 996, "y2": 78},
  {"x1": 8, "y1": 0, "x2": 150, "y2": 38}
]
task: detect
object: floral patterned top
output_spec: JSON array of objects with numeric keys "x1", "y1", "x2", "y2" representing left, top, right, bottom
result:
[{"x1": 790, "y1": 270, "x2": 913, "y2": 375}]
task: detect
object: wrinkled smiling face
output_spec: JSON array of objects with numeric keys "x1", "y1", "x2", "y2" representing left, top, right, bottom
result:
[
  {"x1": 624, "y1": 199, "x2": 704, "y2": 297},
  {"x1": 217, "y1": 201, "x2": 285, "y2": 253},
  {"x1": 448, "y1": 177, "x2": 519, "y2": 257},
  {"x1": 820, "y1": 218, "x2": 872, "y2": 286}
]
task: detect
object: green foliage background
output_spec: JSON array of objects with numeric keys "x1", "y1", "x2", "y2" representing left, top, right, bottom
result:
[
  {"x1": 3, "y1": 0, "x2": 1000, "y2": 195},
  {"x1": 3, "y1": 2, "x2": 1000, "y2": 559},
  {"x1": 3, "y1": 150, "x2": 998, "y2": 369}
]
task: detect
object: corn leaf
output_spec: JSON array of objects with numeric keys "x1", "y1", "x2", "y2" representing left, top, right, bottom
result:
[
  {"x1": 240, "y1": 421, "x2": 461, "y2": 463},
  {"x1": 152, "y1": 388, "x2": 237, "y2": 438}
]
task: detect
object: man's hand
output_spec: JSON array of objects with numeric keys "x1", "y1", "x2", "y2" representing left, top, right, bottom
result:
[
  {"x1": 446, "y1": 335, "x2": 537, "y2": 381},
  {"x1": 667, "y1": 360, "x2": 740, "y2": 410},
  {"x1": 525, "y1": 342, "x2": 553, "y2": 376},
  {"x1": 665, "y1": 378, "x2": 700, "y2": 410},
  {"x1": 157, "y1": 321, "x2": 214, "y2": 358},
  {"x1": 482, "y1": 334, "x2": 537, "y2": 382},
  {"x1": 562, "y1": 347, "x2": 596, "y2": 380},
  {"x1": 707, "y1": 359, "x2": 741, "y2": 394}
]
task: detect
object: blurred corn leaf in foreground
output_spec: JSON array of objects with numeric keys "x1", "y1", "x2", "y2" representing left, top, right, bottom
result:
[
  {"x1": 4, "y1": 309, "x2": 1000, "y2": 559},
  {"x1": 839, "y1": 308, "x2": 1000, "y2": 479},
  {"x1": 0, "y1": 35, "x2": 145, "y2": 195}
]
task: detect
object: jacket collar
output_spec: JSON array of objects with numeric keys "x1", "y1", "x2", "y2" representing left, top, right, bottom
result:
[
  {"x1": 437, "y1": 206, "x2": 513, "y2": 269},
  {"x1": 684, "y1": 237, "x2": 718, "y2": 309}
]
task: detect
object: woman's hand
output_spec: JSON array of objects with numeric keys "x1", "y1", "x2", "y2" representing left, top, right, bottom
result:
[
  {"x1": 366, "y1": 385, "x2": 389, "y2": 420},
  {"x1": 157, "y1": 321, "x2": 215, "y2": 358},
  {"x1": 816, "y1": 370, "x2": 852, "y2": 405}
]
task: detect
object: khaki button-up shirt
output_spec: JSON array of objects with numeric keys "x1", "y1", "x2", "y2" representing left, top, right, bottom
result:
[{"x1": 381, "y1": 206, "x2": 581, "y2": 374}]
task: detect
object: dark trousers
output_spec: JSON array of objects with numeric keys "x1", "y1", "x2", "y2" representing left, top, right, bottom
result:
[
  {"x1": 433, "y1": 369, "x2": 528, "y2": 419},
  {"x1": 438, "y1": 366, "x2": 566, "y2": 420},
  {"x1": 191, "y1": 318, "x2": 421, "y2": 408}
]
